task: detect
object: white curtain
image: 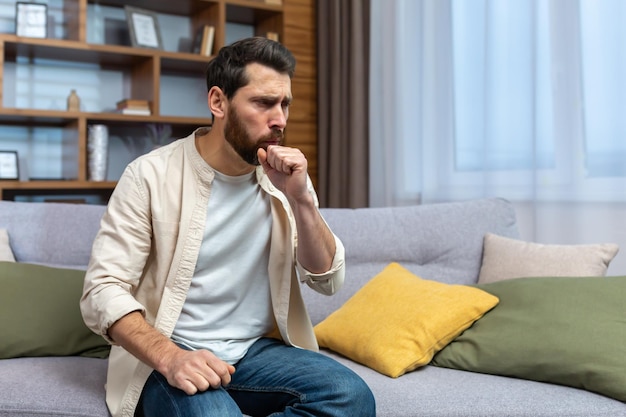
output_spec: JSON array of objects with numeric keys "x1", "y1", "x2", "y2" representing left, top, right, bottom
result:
[{"x1": 369, "y1": 0, "x2": 626, "y2": 274}]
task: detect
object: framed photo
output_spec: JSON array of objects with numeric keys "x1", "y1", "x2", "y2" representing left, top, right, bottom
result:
[
  {"x1": 15, "y1": 2, "x2": 48, "y2": 38},
  {"x1": 124, "y1": 6, "x2": 162, "y2": 49},
  {"x1": 0, "y1": 151, "x2": 19, "y2": 180}
]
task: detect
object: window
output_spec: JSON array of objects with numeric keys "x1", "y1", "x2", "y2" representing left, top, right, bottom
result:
[
  {"x1": 580, "y1": 0, "x2": 626, "y2": 178},
  {"x1": 447, "y1": 0, "x2": 626, "y2": 201}
]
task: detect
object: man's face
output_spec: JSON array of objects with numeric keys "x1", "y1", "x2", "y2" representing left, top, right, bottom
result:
[
  {"x1": 222, "y1": 63, "x2": 292, "y2": 166},
  {"x1": 224, "y1": 103, "x2": 284, "y2": 165}
]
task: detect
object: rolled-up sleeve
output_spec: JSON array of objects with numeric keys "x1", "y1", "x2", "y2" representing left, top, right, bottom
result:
[{"x1": 297, "y1": 233, "x2": 345, "y2": 296}]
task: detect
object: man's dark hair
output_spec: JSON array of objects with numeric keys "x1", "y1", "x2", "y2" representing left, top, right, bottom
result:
[{"x1": 206, "y1": 37, "x2": 296, "y2": 99}]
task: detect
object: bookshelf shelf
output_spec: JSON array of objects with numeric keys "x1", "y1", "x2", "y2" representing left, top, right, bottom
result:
[{"x1": 0, "y1": 0, "x2": 287, "y2": 202}]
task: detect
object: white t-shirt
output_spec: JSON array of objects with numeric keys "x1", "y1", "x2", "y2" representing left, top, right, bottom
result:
[{"x1": 171, "y1": 170, "x2": 274, "y2": 364}]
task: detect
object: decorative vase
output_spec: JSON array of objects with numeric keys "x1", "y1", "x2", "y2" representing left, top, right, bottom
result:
[
  {"x1": 67, "y1": 89, "x2": 80, "y2": 111},
  {"x1": 87, "y1": 124, "x2": 108, "y2": 181}
]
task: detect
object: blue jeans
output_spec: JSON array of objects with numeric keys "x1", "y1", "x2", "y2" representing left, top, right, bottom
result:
[{"x1": 136, "y1": 337, "x2": 376, "y2": 417}]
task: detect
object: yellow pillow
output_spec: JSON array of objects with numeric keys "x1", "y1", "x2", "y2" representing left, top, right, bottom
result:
[{"x1": 314, "y1": 263, "x2": 499, "y2": 378}]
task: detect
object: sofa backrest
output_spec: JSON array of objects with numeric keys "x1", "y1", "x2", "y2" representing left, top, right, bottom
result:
[
  {"x1": 0, "y1": 197, "x2": 520, "y2": 324},
  {"x1": 0, "y1": 201, "x2": 106, "y2": 269},
  {"x1": 306, "y1": 198, "x2": 520, "y2": 324}
]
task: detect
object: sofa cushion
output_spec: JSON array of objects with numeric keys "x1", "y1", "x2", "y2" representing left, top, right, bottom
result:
[
  {"x1": 0, "y1": 356, "x2": 110, "y2": 417},
  {"x1": 0, "y1": 228, "x2": 15, "y2": 262},
  {"x1": 320, "y1": 349, "x2": 626, "y2": 417},
  {"x1": 314, "y1": 262, "x2": 499, "y2": 378},
  {"x1": 432, "y1": 276, "x2": 626, "y2": 402},
  {"x1": 478, "y1": 233, "x2": 619, "y2": 284},
  {"x1": 0, "y1": 261, "x2": 110, "y2": 359}
]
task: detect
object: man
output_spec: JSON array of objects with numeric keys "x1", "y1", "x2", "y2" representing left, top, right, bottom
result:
[{"x1": 81, "y1": 37, "x2": 375, "y2": 417}]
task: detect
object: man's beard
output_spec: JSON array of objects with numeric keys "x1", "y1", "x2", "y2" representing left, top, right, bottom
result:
[{"x1": 224, "y1": 106, "x2": 284, "y2": 166}]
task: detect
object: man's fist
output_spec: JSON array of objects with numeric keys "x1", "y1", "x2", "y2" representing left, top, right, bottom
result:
[
  {"x1": 164, "y1": 348, "x2": 236, "y2": 395},
  {"x1": 258, "y1": 145, "x2": 310, "y2": 204}
]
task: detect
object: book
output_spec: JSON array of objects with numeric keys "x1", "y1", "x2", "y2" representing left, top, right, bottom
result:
[
  {"x1": 116, "y1": 108, "x2": 151, "y2": 116},
  {"x1": 192, "y1": 25, "x2": 215, "y2": 57},
  {"x1": 116, "y1": 99, "x2": 150, "y2": 110},
  {"x1": 266, "y1": 32, "x2": 279, "y2": 42}
]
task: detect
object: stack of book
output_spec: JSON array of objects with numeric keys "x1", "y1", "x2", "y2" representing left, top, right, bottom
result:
[{"x1": 116, "y1": 99, "x2": 151, "y2": 116}]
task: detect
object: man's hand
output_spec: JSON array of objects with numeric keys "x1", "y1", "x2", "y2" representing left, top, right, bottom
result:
[
  {"x1": 257, "y1": 145, "x2": 336, "y2": 274},
  {"x1": 108, "y1": 311, "x2": 235, "y2": 396},
  {"x1": 163, "y1": 348, "x2": 236, "y2": 395},
  {"x1": 258, "y1": 145, "x2": 311, "y2": 205}
]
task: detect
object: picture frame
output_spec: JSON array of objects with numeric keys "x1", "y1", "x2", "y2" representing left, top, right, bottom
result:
[
  {"x1": 124, "y1": 6, "x2": 162, "y2": 49},
  {"x1": 15, "y1": 2, "x2": 48, "y2": 38},
  {"x1": 0, "y1": 151, "x2": 19, "y2": 180}
]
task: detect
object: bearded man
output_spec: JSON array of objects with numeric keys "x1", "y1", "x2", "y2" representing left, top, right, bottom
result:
[{"x1": 81, "y1": 37, "x2": 375, "y2": 417}]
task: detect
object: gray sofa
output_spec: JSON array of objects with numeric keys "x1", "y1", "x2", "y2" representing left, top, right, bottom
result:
[{"x1": 1, "y1": 198, "x2": 625, "y2": 417}]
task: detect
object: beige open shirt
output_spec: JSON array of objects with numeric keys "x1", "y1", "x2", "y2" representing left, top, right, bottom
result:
[{"x1": 80, "y1": 130, "x2": 345, "y2": 417}]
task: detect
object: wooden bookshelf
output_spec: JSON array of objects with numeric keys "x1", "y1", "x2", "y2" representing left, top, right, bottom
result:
[{"x1": 0, "y1": 0, "x2": 319, "y2": 202}]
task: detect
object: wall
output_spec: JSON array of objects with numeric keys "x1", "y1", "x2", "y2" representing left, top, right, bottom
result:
[{"x1": 283, "y1": 0, "x2": 318, "y2": 188}]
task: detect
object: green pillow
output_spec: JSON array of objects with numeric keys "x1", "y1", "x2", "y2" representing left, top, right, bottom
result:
[
  {"x1": 431, "y1": 276, "x2": 626, "y2": 402},
  {"x1": 0, "y1": 261, "x2": 110, "y2": 359}
]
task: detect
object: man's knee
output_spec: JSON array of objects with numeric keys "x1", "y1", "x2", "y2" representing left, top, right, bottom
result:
[
  {"x1": 138, "y1": 371, "x2": 243, "y2": 417},
  {"x1": 333, "y1": 369, "x2": 376, "y2": 415}
]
